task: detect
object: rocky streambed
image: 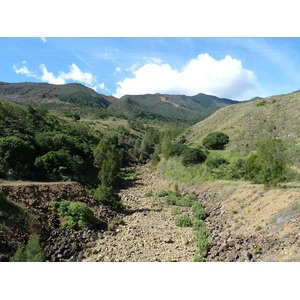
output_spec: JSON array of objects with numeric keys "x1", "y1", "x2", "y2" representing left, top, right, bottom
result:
[{"x1": 84, "y1": 165, "x2": 300, "y2": 262}]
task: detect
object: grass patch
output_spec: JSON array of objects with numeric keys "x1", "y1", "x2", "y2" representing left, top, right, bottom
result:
[
  {"x1": 157, "y1": 189, "x2": 173, "y2": 197},
  {"x1": 171, "y1": 207, "x2": 181, "y2": 215},
  {"x1": 145, "y1": 190, "x2": 154, "y2": 197}
]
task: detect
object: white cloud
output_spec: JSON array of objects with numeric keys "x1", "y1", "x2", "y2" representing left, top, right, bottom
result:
[
  {"x1": 13, "y1": 64, "x2": 38, "y2": 78},
  {"x1": 114, "y1": 54, "x2": 259, "y2": 100},
  {"x1": 14, "y1": 62, "x2": 96, "y2": 86},
  {"x1": 40, "y1": 64, "x2": 65, "y2": 84},
  {"x1": 40, "y1": 37, "x2": 47, "y2": 43},
  {"x1": 59, "y1": 63, "x2": 96, "y2": 86},
  {"x1": 144, "y1": 57, "x2": 164, "y2": 64}
]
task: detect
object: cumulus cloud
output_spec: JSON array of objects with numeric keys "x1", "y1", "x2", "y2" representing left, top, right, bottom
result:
[
  {"x1": 59, "y1": 63, "x2": 96, "y2": 86},
  {"x1": 40, "y1": 64, "x2": 65, "y2": 84},
  {"x1": 13, "y1": 64, "x2": 38, "y2": 78},
  {"x1": 14, "y1": 62, "x2": 96, "y2": 86},
  {"x1": 114, "y1": 54, "x2": 259, "y2": 100}
]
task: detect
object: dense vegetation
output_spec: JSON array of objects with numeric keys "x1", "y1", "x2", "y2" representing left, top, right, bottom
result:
[
  {"x1": 0, "y1": 99, "x2": 100, "y2": 182},
  {"x1": 158, "y1": 131, "x2": 296, "y2": 187}
]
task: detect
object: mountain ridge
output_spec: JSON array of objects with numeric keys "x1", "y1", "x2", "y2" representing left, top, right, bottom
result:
[{"x1": 108, "y1": 92, "x2": 239, "y2": 124}]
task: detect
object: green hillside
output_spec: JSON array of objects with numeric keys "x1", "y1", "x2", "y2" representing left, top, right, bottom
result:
[
  {"x1": 0, "y1": 82, "x2": 112, "y2": 109},
  {"x1": 181, "y1": 91, "x2": 300, "y2": 166},
  {"x1": 107, "y1": 93, "x2": 238, "y2": 124}
]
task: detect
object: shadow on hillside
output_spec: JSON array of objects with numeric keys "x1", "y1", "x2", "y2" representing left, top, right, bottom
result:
[
  {"x1": 117, "y1": 180, "x2": 144, "y2": 191},
  {"x1": 123, "y1": 207, "x2": 162, "y2": 216}
]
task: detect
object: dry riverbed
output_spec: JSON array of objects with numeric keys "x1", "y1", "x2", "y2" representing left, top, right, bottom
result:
[{"x1": 84, "y1": 166, "x2": 197, "y2": 262}]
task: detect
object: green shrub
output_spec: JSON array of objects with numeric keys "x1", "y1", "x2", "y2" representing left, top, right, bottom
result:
[
  {"x1": 192, "y1": 202, "x2": 207, "y2": 220},
  {"x1": 256, "y1": 100, "x2": 267, "y2": 106},
  {"x1": 164, "y1": 193, "x2": 197, "y2": 207},
  {"x1": 169, "y1": 143, "x2": 188, "y2": 157},
  {"x1": 202, "y1": 132, "x2": 229, "y2": 150},
  {"x1": 206, "y1": 157, "x2": 229, "y2": 169},
  {"x1": 225, "y1": 159, "x2": 246, "y2": 179},
  {"x1": 10, "y1": 234, "x2": 45, "y2": 262},
  {"x1": 175, "y1": 215, "x2": 193, "y2": 227},
  {"x1": 193, "y1": 218, "x2": 206, "y2": 230},
  {"x1": 176, "y1": 194, "x2": 198, "y2": 207},
  {"x1": 145, "y1": 190, "x2": 153, "y2": 197},
  {"x1": 195, "y1": 238, "x2": 211, "y2": 253},
  {"x1": 171, "y1": 207, "x2": 181, "y2": 215},
  {"x1": 34, "y1": 149, "x2": 83, "y2": 179},
  {"x1": 181, "y1": 148, "x2": 207, "y2": 166},
  {"x1": 194, "y1": 228, "x2": 210, "y2": 252},
  {"x1": 193, "y1": 255, "x2": 205, "y2": 262},
  {"x1": 243, "y1": 139, "x2": 288, "y2": 185},
  {"x1": 157, "y1": 190, "x2": 173, "y2": 197},
  {"x1": 93, "y1": 185, "x2": 125, "y2": 211},
  {"x1": 52, "y1": 201, "x2": 101, "y2": 229}
]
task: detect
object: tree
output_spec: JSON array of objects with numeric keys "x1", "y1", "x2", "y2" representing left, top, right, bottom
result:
[
  {"x1": 168, "y1": 143, "x2": 188, "y2": 157},
  {"x1": 244, "y1": 139, "x2": 288, "y2": 185},
  {"x1": 0, "y1": 136, "x2": 35, "y2": 179},
  {"x1": 98, "y1": 150, "x2": 120, "y2": 187},
  {"x1": 202, "y1": 132, "x2": 229, "y2": 150},
  {"x1": 182, "y1": 148, "x2": 207, "y2": 166},
  {"x1": 34, "y1": 149, "x2": 83, "y2": 179},
  {"x1": 93, "y1": 185, "x2": 125, "y2": 211}
]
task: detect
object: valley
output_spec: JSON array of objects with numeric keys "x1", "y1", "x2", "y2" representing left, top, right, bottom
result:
[{"x1": 0, "y1": 81, "x2": 299, "y2": 262}]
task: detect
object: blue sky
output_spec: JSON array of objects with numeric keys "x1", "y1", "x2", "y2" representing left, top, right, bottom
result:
[{"x1": 1, "y1": 37, "x2": 300, "y2": 101}]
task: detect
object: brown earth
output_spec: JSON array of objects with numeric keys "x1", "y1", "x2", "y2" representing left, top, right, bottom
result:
[{"x1": 0, "y1": 182, "x2": 116, "y2": 262}]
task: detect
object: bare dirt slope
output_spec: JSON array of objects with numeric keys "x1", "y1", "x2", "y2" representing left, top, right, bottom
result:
[{"x1": 181, "y1": 181, "x2": 300, "y2": 262}]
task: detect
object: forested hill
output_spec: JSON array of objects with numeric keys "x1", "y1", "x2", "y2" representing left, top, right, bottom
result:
[
  {"x1": 0, "y1": 82, "x2": 114, "y2": 108},
  {"x1": 107, "y1": 93, "x2": 239, "y2": 124},
  {"x1": 0, "y1": 82, "x2": 239, "y2": 125}
]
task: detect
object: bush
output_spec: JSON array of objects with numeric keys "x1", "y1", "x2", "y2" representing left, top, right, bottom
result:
[
  {"x1": 193, "y1": 218, "x2": 206, "y2": 230},
  {"x1": 10, "y1": 234, "x2": 45, "y2": 262},
  {"x1": 176, "y1": 194, "x2": 198, "y2": 207},
  {"x1": 93, "y1": 185, "x2": 125, "y2": 211},
  {"x1": 225, "y1": 159, "x2": 246, "y2": 179},
  {"x1": 243, "y1": 139, "x2": 288, "y2": 185},
  {"x1": 52, "y1": 201, "x2": 101, "y2": 230},
  {"x1": 202, "y1": 132, "x2": 229, "y2": 150},
  {"x1": 145, "y1": 190, "x2": 153, "y2": 197},
  {"x1": 34, "y1": 149, "x2": 83, "y2": 180},
  {"x1": 164, "y1": 193, "x2": 197, "y2": 207},
  {"x1": 192, "y1": 202, "x2": 207, "y2": 220},
  {"x1": 181, "y1": 148, "x2": 207, "y2": 166},
  {"x1": 194, "y1": 228, "x2": 210, "y2": 252},
  {"x1": 171, "y1": 207, "x2": 181, "y2": 215},
  {"x1": 168, "y1": 143, "x2": 188, "y2": 157},
  {"x1": 157, "y1": 190, "x2": 173, "y2": 197},
  {"x1": 206, "y1": 157, "x2": 229, "y2": 169},
  {"x1": 175, "y1": 215, "x2": 192, "y2": 227}
]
